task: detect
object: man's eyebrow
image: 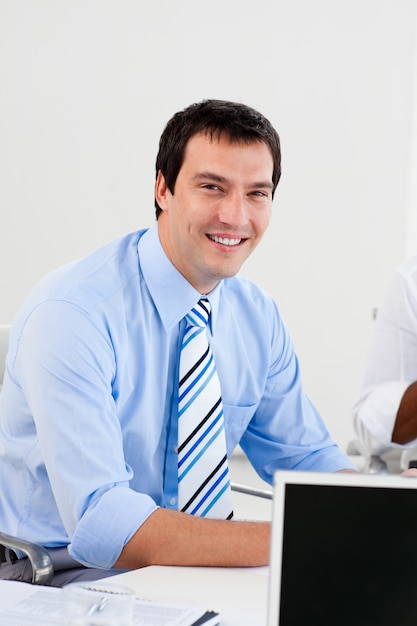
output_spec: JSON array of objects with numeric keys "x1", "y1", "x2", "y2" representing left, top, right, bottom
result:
[
  {"x1": 251, "y1": 180, "x2": 274, "y2": 191},
  {"x1": 192, "y1": 171, "x2": 274, "y2": 190},
  {"x1": 192, "y1": 172, "x2": 228, "y2": 184}
]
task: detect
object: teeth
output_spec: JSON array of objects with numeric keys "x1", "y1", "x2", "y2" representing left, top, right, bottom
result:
[{"x1": 210, "y1": 235, "x2": 242, "y2": 246}]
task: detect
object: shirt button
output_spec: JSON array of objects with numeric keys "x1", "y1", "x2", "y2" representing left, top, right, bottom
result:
[
  {"x1": 173, "y1": 446, "x2": 178, "y2": 453},
  {"x1": 169, "y1": 497, "x2": 176, "y2": 506}
]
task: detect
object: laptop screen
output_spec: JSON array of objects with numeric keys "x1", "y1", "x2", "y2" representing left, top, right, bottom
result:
[{"x1": 268, "y1": 471, "x2": 417, "y2": 626}]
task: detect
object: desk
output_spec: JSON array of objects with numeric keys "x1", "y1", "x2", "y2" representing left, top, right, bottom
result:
[{"x1": 107, "y1": 565, "x2": 269, "y2": 626}]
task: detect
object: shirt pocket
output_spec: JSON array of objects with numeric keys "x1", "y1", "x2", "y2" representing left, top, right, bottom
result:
[{"x1": 222, "y1": 402, "x2": 257, "y2": 454}]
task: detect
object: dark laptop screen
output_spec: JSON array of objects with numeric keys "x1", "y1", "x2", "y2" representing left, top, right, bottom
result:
[{"x1": 279, "y1": 483, "x2": 417, "y2": 626}]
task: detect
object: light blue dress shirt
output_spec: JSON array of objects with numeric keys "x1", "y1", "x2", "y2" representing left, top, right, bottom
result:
[{"x1": 0, "y1": 225, "x2": 354, "y2": 569}]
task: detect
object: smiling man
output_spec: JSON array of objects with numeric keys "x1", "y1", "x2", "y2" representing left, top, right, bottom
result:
[
  {"x1": 0, "y1": 100, "x2": 355, "y2": 586},
  {"x1": 156, "y1": 131, "x2": 274, "y2": 294}
]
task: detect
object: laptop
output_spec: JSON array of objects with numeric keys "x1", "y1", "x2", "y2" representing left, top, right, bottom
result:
[{"x1": 267, "y1": 470, "x2": 417, "y2": 626}]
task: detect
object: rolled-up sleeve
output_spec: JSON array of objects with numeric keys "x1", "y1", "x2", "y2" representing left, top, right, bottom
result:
[
  {"x1": 70, "y1": 487, "x2": 157, "y2": 568},
  {"x1": 15, "y1": 300, "x2": 158, "y2": 568}
]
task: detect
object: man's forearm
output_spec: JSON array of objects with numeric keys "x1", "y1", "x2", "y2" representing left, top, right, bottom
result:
[
  {"x1": 113, "y1": 507, "x2": 270, "y2": 569},
  {"x1": 391, "y1": 381, "x2": 417, "y2": 444}
]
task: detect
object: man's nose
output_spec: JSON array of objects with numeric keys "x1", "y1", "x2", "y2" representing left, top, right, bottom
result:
[{"x1": 218, "y1": 193, "x2": 249, "y2": 226}]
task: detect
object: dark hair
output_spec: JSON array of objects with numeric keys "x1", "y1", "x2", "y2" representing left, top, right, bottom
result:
[{"x1": 154, "y1": 99, "x2": 281, "y2": 218}]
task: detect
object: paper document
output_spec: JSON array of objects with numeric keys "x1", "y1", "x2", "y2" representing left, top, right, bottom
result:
[{"x1": 0, "y1": 581, "x2": 219, "y2": 625}]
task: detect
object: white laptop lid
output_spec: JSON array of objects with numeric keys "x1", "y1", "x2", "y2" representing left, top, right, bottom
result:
[{"x1": 267, "y1": 470, "x2": 417, "y2": 626}]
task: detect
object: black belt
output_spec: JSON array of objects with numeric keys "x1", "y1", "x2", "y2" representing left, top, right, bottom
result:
[{"x1": 0, "y1": 544, "x2": 20, "y2": 564}]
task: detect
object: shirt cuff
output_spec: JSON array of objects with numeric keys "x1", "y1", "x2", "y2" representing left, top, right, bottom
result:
[
  {"x1": 354, "y1": 381, "x2": 413, "y2": 455},
  {"x1": 68, "y1": 486, "x2": 158, "y2": 569}
]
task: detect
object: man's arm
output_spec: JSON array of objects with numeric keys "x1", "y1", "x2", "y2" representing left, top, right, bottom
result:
[
  {"x1": 114, "y1": 508, "x2": 270, "y2": 569},
  {"x1": 391, "y1": 381, "x2": 417, "y2": 444}
]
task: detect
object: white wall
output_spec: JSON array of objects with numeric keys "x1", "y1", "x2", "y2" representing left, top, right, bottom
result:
[{"x1": 1, "y1": 0, "x2": 416, "y2": 453}]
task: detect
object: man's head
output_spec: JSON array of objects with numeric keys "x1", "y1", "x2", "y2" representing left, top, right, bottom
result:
[
  {"x1": 155, "y1": 100, "x2": 281, "y2": 294},
  {"x1": 154, "y1": 99, "x2": 281, "y2": 219}
]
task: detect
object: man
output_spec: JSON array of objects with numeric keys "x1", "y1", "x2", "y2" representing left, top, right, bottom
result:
[
  {"x1": 0, "y1": 99, "x2": 355, "y2": 586},
  {"x1": 353, "y1": 254, "x2": 417, "y2": 469}
]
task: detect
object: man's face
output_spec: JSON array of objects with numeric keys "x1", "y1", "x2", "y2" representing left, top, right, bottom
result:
[{"x1": 156, "y1": 131, "x2": 274, "y2": 294}]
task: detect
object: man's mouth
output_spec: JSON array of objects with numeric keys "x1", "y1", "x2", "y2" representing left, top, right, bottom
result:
[{"x1": 208, "y1": 235, "x2": 243, "y2": 247}]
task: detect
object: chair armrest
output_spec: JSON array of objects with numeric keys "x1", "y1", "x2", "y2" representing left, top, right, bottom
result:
[
  {"x1": 0, "y1": 532, "x2": 54, "y2": 585},
  {"x1": 230, "y1": 482, "x2": 273, "y2": 500}
]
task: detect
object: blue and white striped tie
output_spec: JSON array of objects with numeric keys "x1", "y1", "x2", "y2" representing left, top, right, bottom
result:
[{"x1": 177, "y1": 299, "x2": 233, "y2": 519}]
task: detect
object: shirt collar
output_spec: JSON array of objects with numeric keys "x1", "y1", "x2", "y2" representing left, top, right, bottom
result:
[{"x1": 138, "y1": 224, "x2": 222, "y2": 332}]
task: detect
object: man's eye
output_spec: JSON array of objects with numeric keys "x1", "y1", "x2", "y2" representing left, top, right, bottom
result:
[{"x1": 203, "y1": 184, "x2": 220, "y2": 191}]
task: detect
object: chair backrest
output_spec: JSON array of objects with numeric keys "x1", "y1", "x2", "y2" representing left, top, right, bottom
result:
[{"x1": 0, "y1": 325, "x2": 11, "y2": 388}]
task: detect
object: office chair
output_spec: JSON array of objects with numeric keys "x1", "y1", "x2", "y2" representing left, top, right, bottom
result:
[
  {"x1": 230, "y1": 483, "x2": 273, "y2": 500},
  {"x1": 0, "y1": 324, "x2": 54, "y2": 585},
  {"x1": 347, "y1": 437, "x2": 417, "y2": 474},
  {"x1": 0, "y1": 533, "x2": 54, "y2": 585}
]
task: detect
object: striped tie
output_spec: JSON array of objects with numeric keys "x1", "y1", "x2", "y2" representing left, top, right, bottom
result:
[{"x1": 177, "y1": 299, "x2": 233, "y2": 520}]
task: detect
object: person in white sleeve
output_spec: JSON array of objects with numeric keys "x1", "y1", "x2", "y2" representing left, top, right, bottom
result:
[{"x1": 353, "y1": 254, "x2": 417, "y2": 471}]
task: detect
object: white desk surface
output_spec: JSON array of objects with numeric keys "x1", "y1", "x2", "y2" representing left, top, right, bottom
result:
[{"x1": 107, "y1": 564, "x2": 269, "y2": 626}]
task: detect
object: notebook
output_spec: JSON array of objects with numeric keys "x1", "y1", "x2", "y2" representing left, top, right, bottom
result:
[{"x1": 267, "y1": 470, "x2": 417, "y2": 626}]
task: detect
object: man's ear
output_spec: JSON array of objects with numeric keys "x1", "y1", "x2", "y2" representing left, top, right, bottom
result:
[{"x1": 155, "y1": 171, "x2": 170, "y2": 212}]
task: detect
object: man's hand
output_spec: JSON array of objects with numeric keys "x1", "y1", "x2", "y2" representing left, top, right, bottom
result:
[
  {"x1": 392, "y1": 381, "x2": 417, "y2": 444},
  {"x1": 401, "y1": 468, "x2": 417, "y2": 477}
]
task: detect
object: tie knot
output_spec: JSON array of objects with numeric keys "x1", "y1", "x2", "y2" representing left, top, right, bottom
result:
[{"x1": 186, "y1": 299, "x2": 210, "y2": 328}]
